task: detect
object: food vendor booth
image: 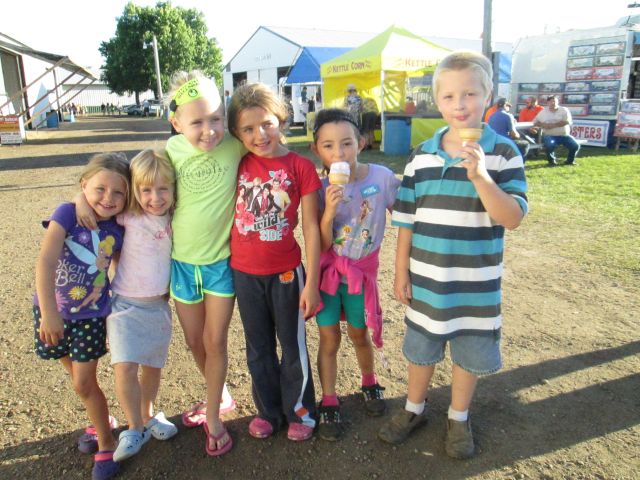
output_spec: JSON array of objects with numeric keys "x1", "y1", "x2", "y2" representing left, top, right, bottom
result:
[{"x1": 320, "y1": 25, "x2": 450, "y2": 154}]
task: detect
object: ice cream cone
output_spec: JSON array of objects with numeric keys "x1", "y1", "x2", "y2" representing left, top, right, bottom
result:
[
  {"x1": 329, "y1": 162, "x2": 350, "y2": 186},
  {"x1": 459, "y1": 127, "x2": 483, "y2": 143}
]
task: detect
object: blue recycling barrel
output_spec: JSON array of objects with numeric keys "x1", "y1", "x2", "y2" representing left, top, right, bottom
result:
[
  {"x1": 46, "y1": 111, "x2": 59, "y2": 128},
  {"x1": 384, "y1": 117, "x2": 411, "y2": 155}
]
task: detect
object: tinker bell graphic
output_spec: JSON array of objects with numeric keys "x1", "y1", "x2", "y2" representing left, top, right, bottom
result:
[
  {"x1": 65, "y1": 231, "x2": 115, "y2": 313},
  {"x1": 333, "y1": 225, "x2": 352, "y2": 254}
]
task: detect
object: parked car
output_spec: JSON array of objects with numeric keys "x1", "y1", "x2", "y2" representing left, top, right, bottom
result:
[
  {"x1": 125, "y1": 100, "x2": 163, "y2": 116},
  {"x1": 124, "y1": 104, "x2": 141, "y2": 115},
  {"x1": 147, "y1": 99, "x2": 162, "y2": 116}
]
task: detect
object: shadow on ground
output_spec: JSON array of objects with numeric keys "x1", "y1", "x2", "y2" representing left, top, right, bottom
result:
[{"x1": 1, "y1": 341, "x2": 638, "y2": 479}]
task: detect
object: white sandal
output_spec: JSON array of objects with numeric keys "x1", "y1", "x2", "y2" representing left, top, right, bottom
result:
[
  {"x1": 145, "y1": 412, "x2": 178, "y2": 440},
  {"x1": 113, "y1": 428, "x2": 151, "y2": 462}
]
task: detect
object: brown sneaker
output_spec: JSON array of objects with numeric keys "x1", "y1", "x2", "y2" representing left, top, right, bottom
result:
[
  {"x1": 377, "y1": 408, "x2": 427, "y2": 445},
  {"x1": 445, "y1": 418, "x2": 475, "y2": 459}
]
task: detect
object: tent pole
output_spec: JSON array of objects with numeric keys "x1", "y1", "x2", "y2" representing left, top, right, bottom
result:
[{"x1": 380, "y1": 70, "x2": 385, "y2": 152}]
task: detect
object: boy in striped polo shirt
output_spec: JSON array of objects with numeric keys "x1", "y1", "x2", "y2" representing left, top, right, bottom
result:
[{"x1": 378, "y1": 51, "x2": 528, "y2": 458}]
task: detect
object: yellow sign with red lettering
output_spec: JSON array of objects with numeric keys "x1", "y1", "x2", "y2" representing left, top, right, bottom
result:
[{"x1": 0, "y1": 115, "x2": 23, "y2": 144}]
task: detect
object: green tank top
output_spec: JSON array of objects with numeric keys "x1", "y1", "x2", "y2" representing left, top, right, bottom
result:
[{"x1": 166, "y1": 134, "x2": 242, "y2": 265}]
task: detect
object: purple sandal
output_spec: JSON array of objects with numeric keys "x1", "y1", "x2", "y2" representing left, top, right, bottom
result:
[{"x1": 78, "y1": 416, "x2": 118, "y2": 454}]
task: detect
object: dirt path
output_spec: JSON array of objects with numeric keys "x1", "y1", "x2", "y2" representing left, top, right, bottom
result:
[{"x1": 1, "y1": 116, "x2": 638, "y2": 479}]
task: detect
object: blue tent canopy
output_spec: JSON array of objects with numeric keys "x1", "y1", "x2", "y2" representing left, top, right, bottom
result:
[
  {"x1": 285, "y1": 47, "x2": 351, "y2": 84},
  {"x1": 498, "y1": 52, "x2": 512, "y2": 84}
]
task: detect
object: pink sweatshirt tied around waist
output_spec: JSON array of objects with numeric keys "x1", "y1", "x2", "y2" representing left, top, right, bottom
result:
[{"x1": 318, "y1": 248, "x2": 383, "y2": 348}]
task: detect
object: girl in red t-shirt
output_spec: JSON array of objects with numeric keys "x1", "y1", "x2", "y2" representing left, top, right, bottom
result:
[{"x1": 227, "y1": 83, "x2": 322, "y2": 441}]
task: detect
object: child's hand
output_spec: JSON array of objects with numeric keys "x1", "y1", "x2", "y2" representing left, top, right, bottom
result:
[
  {"x1": 40, "y1": 313, "x2": 64, "y2": 346},
  {"x1": 299, "y1": 284, "x2": 321, "y2": 319},
  {"x1": 323, "y1": 185, "x2": 344, "y2": 216},
  {"x1": 394, "y1": 271, "x2": 412, "y2": 306},
  {"x1": 73, "y1": 192, "x2": 98, "y2": 230},
  {"x1": 459, "y1": 141, "x2": 489, "y2": 181}
]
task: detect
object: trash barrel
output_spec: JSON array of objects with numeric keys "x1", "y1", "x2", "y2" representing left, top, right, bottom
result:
[
  {"x1": 46, "y1": 111, "x2": 59, "y2": 128},
  {"x1": 384, "y1": 117, "x2": 411, "y2": 155}
]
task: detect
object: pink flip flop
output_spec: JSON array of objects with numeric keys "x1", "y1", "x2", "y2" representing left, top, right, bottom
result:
[
  {"x1": 182, "y1": 402, "x2": 207, "y2": 428},
  {"x1": 183, "y1": 398, "x2": 237, "y2": 427},
  {"x1": 220, "y1": 398, "x2": 237, "y2": 416},
  {"x1": 203, "y1": 422, "x2": 233, "y2": 457}
]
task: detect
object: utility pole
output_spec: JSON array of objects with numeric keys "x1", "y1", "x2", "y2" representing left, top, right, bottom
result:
[
  {"x1": 152, "y1": 35, "x2": 163, "y2": 99},
  {"x1": 482, "y1": 0, "x2": 499, "y2": 100},
  {"x1": 482, "y1": 0, "x2": 492, "y2": 59}
]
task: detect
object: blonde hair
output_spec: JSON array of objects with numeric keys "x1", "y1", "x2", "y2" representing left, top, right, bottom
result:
[
  {"x1": 80, "y1": 152, "x2": 130, "y2": 200},
  {"x1": 227, "y1": 83, "x2": 288, "y2": 143},
  {"x1": 166, "y1": 70, "x2": 221, "y2": 117},
  {"x1": 128, "y1": 149, "x2": 175, "y2": 214},
  {"x1": 432, "y1": 50, "x2": 493, "y2": 99}
]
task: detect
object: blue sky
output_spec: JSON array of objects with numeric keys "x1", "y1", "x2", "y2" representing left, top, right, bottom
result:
[{"x1": 2, "y1": 0, "x2": 634, "y2": 70}]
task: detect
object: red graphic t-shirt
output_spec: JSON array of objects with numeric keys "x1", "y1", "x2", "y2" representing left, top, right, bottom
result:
[{"x1": 230, "y1": 151, "x2": 321, "y2": 275}]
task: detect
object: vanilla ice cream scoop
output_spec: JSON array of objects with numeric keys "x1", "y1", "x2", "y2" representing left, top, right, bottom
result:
[
  {"x1": 459, "y1": 127, "x2": 483, "y2": 143},
  {"x1": 329, "y1": 161, "x2": 351, "y2": 185}
]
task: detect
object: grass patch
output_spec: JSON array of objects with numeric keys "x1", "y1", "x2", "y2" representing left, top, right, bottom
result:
[
  {"x1": 522, "y1": 151, "x2": 640, "y2": 281},
  {"x1": 288, "y1": 127, "x2": 639, "y2": 281}
]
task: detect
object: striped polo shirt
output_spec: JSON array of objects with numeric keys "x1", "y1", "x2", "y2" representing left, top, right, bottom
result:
[{"x1": 391, "y1": 125, "x2": 528, "y2": 340}]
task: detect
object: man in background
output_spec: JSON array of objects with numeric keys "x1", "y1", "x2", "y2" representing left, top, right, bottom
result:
[
  {"x1": 534, "y1": 95, "x2": 580, "y2": 166},
  {"x1": 488, "y1": 98, "x2": 529, "y2": 160}
]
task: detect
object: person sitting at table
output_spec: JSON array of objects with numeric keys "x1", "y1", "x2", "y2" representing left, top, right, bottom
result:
[
  {"x1": 488, "y1": 98, "x2": 529, "y2": 160},
  {"x1": 518, "y1": 96, "x2": 544, "y2": 140},
  {"x1": 534, "y1": 95, "x2": 580, "y2": 166},
  {"x1": 483, "y1": 97, "x2": 504, "y2": 123}
]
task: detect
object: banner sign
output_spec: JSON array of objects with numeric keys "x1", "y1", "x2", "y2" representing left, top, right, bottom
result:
[
  {"x1": 570, "y1": 119, "x2": 609, "y2": 147},
  {"x1": 0, "y1": 115, "x2": 23, "y2": 145}
]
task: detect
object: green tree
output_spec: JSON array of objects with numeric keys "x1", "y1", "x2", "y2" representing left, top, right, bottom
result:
[{"x1": 99, "y1": 1, "x2": 223, "y2": 103}]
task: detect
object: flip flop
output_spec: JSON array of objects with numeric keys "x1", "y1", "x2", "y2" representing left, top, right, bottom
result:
[
  {"x1": 220, "y1": 398, "x2": 237, "y2": 416},
  {"x1": 182, "y1": 401, "x2": 207, "y2": 428},
  {"x1": 203, "y1": 421, "x2": 233, "y2": 457},
  {"x1": 182, "y1": 398, "x2": 237, "y2": 427}
]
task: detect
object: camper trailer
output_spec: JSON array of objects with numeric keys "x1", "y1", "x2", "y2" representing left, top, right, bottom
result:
[{"x1": 510, "y1": 15, "x2": 640, "y2": 146}]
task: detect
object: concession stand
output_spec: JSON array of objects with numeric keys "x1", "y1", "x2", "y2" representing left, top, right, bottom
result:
[{"x1": 320, "y1": 25, "x2": 450, "y2": 154}]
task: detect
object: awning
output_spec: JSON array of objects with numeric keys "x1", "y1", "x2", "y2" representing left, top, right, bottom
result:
[
  {"x1": 0, "y1": 35, "x2": 97, "y2": 127},
  {"x1": 285, "y1": 47, "x2": 351, "y2": 84},
  {"x1": 0, "y1": 38, "x2": 96, "y2": 80}
]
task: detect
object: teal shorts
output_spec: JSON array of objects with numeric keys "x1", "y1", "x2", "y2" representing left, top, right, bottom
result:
[
  {"x1": 316, "y1": 283, "x2": 366, "y2": 329},
  {"x1": 170, "y1": 258, "x2": 234, "y2": 304}
]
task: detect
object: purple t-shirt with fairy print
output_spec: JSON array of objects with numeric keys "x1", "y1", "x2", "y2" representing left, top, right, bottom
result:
[
  {"x1": 34, "y1": 203, "x2": 124, "y2": 320},
  {"x1": 319, "y1": 164, "x2": 400, "y2": 260}
]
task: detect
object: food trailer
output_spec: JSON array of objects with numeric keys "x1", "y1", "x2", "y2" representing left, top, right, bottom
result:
[{"x1": 510, "y1": 16, "x2": 640, "y2": 147}]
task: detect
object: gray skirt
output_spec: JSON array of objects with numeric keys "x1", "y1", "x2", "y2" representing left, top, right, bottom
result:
[{"x1": 107, "y1": 294, "x2": 172, "y2": 368}]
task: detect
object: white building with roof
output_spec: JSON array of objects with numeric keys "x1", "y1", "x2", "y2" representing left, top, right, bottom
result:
[{"x1": 223, "y1": 26, "x2": 514, "y2": 123}]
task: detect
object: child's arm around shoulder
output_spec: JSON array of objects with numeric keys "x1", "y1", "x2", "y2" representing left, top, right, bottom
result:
[
  {"x1": 35, "y1": 220, "x2": 67, "y2": 346},
  {"x1": 300, "y1": 191, "x2": 321, "y2": 318},
  {"x1": 72, "y1": 192, "x2": 98, "y2": 230}
]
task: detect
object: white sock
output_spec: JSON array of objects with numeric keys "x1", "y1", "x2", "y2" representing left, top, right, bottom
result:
[
  {"x1": 448, "y1": 406, "x2": 468, "y2": 422},
  {"x1": 405, "y1": 399, "x2": 425, "y2": 415}
]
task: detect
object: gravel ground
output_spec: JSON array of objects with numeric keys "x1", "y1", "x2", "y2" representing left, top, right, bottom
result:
[{"x1": 0, "y1": 115, "x2": 638, "y2": 479}]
